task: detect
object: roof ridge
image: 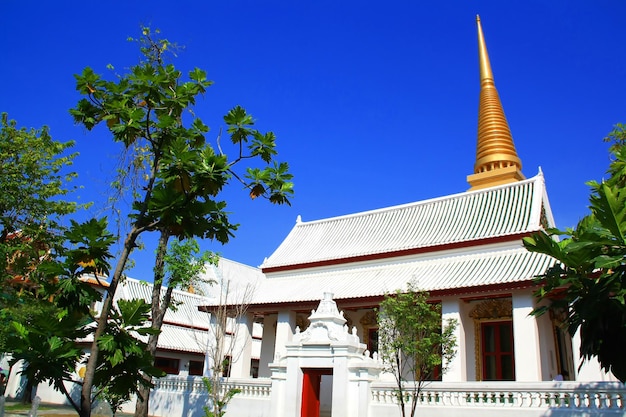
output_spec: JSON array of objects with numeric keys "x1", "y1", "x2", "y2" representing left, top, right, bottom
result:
[
  {"x1": 297, "y1": 172, "x2": 543, "y2": 227},
  {"x1": 120, "y1": 276, "x2": 212, "y2": 300}
]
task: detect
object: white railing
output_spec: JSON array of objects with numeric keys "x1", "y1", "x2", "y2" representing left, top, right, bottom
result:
[
  {"x1": 152, "y1": 375, "x2": 272, "y2": 398},
  {"x1": 371, "y1": 381, "x2": 625, "y2": 411}
]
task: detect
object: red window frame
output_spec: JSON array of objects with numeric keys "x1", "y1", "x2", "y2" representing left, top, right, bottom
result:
[{"x1": 481, "y1": 320, "x2": 515, "y2": 381}]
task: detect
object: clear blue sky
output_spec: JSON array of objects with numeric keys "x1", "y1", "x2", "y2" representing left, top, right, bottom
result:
[{"x1": 2, "y1": 1, "x2": 625, "y2": 280}]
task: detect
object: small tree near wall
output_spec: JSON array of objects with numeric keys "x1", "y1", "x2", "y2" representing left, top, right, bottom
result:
[
  {"x1": 203, "y1": 278, "x2": 255, "y2": 417},
  {"x1": 378, "y1": 283, "x2": 458, "y2": 417}
]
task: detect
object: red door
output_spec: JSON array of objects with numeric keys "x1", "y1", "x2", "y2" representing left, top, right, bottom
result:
[{"x1": 301, "y1": 368, "x2": 332, "y2": 417}]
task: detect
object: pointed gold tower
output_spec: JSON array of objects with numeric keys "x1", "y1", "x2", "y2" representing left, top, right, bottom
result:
[{"x1": 467, "y1": 15, "x2": 524, "y2": 190}]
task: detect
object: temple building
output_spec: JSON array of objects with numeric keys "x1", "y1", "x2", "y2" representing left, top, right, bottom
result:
[
  {"x1": 202, "y1": 16, "x2": 616, "y2": 389},
  {"x1": 3, "y1": 16, "x2": 621, "y2": 417}
]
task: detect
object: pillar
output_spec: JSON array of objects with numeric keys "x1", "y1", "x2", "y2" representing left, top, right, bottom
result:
[
  {"x1": 229, "y1": 312, "x2": 253, "y2": 378},
  {"x1": 274, "y1": 310, "x2": 296, "y2": 360},
  {"x1": 441, "y1": 298, "x2": 466, "y2": 381},
  {"x1": 259, "y1": 314, "x2": 277, "y2": 378},
  {"x1": 512, "y1": 292, "x2": 542, "y2": 381}
]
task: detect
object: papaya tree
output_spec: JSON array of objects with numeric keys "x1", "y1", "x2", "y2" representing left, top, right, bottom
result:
[{"x1": 70, "y1": 27, "x2": 293, "y2": 417}]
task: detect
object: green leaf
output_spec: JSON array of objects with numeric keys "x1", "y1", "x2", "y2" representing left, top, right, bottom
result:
[{"x1": 117, "y1": 299, "x2": 151, "y2": 327}]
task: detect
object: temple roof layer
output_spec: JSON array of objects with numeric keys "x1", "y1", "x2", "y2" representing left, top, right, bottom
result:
[
  {"x1": 115, "y1": 277, "x2": 211, "y2": 329},
  {"x1": 261, "y1": 173, "x2": 553, "y2": 271},
  {"x1": 250, "y1": 247, "x2": 554, "y2": 306}
]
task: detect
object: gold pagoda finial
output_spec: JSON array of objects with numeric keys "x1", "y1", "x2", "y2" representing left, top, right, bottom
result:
[{"x1": 467, "y1": 15, "x2": 524, "y2": 190}]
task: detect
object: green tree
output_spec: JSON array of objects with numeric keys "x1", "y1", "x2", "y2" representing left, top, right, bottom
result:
[
  {"x1": 0, "y1": 112, "x2": 79, "y2": 312},
  {"x1": 378, "y1": 283, "x2": 458, "y2": 417},
  {"x1": 6, "y1": 219, "x2": 105, "y2": 409},
  {"x1": 70, "y1": 27, "x2": 293, "y2": 417},
  {"x1": 134, "y1": 238, "x2": 215, "y2": 417},
  {"x1": 0, "y1": 113, "x2": 81, "y2": 402},
  {"x1": 0, "y1": 115, "x2": 161, "y2": 412},
  {"x1": 523, "y1": 124, "x2": 626, "y2": 382},
  {"x1": 0, "y1": 113, "x2": 78, "y2": 242}
]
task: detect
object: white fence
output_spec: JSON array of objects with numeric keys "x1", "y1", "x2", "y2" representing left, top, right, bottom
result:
[
  {"x1": 370, "y1": 381, "x2": 626, "y2": 417},
  {"x1": 14, "y1": 374, "x2": 626, "y2": 417},
  {"x1": 132, "y1": 377, "x2": 273, "y2": 417},
  {"x1": 140, "y1": 377, "x2": 626, "y2": 417}
]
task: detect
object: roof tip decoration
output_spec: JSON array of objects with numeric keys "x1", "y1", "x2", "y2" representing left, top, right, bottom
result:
[
  {"x1": 296, "y1": 215, "x2": 302, "y2": 224},
  {"x1": 467, "y1": 15, "x2": 525, "y2": 191}
]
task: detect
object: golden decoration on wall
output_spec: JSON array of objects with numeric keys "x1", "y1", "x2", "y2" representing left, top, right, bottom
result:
[
  {"x1": 469, "y1": 298, "x2": 512, "y2": 319},
  {"x1": 296, "y1": 314, "x2": 310, "y2": 332},
  {"x1": 360, "y1": 310, "x2": 377, "y2": 326}
]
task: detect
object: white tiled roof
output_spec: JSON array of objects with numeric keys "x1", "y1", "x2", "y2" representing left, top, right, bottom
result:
[
  {"x1": 144, "y1": 323, "x2": 208, "y2": 354},
  {"x1": 250, "y1": 247, "x2": 554, "y2": 305},
  {"x1": 115, "y1": 278, "x2": 210, "y2": 329},
  {"x1": 109, "y1": 261, "x2": 263, "y2": 355},
  {"x1": 261, "y1": 173, "x2": 552, "y2": 269}
]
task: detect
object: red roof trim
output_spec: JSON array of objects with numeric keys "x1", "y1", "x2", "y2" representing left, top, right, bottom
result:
[
  {"x1": 261, "y1": 233, "x2": 534, "y2": 273},
  {"x1": 162, "y1": 320, "x2": 209, "y2": 332}
]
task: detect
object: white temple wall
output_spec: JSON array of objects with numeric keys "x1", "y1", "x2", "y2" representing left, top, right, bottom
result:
[
  {"x1": 573, "y1": 328, "x2": 619, "y2": 382},
  {"x1": 462, "y1": 299, "x2": 479, "y2": 381}
]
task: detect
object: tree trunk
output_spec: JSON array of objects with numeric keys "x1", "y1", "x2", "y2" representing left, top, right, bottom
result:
[
  {"x1": 134, "y1": 230, "x2": 171, "y2": 417},
  {"x1": 80, "y1": 228, "x2": 140, "y2": 417},
  {"x1": 20, "y1": 380, "x2": 33, "y2": 404}
]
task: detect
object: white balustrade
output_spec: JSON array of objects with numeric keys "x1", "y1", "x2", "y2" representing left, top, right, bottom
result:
[
  {"x1": 370, "y1": 381, "x2": 625, "y2": 412},
  {"x1": 152, "y1": 375, "x2": 272, "y2": 398}
]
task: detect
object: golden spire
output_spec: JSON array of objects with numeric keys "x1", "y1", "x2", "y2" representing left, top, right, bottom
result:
[{"x1": 467, "y1": 15, "x2": 524, "y2": 190}]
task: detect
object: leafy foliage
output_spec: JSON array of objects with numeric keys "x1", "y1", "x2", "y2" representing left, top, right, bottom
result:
[
  {"x1": 3, "y1": 219, "x2": 114, "y2": 410},
  {"x1": 134, "y1": 236, "x2": 215, "y2": 417},
  {"x1": 70, "y1": 28, "x2": 293, "y2": 242},
  {"x1": 378, "y1": 283, "x2": 458, "y2": 417},
  {"x1": 165, "y1": 239, "x2": 216, "y2": 289},
  {"x1": 202, "y1": 377, "x2": 241, "y2": 417},
  {"x1": 93, "y1": 298, "x2": 164, "y2": 413},
  {"x1": 0, "y1": 113, "x2": 80, "y2": 313},
  {"x1": 69, "y1": 27, "x2": 294, "y2": 417},
  {"x1": 0, "y1": 113, "x2": 79, "y2": 241},
  {"x1": 523, "y1": 124, "x2": 626, "y2": 382}
]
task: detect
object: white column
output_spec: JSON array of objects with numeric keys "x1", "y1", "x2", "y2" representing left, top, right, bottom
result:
[
  {"x1": 441, "y1": 298, "x2": 466, "y2": 381},
  {"x1": 274, "y1": 310, "x2": 296, "y2": 361},
  {"x1": 203, "y1": 314, "x2": 218, "y2": 376},
  {"x1": 512, "y1": 292, "x2": 542, "y2": 381},
  {"x1": 259, "y1": 314, "x2": 277, "y2": 377},
  {"x1": 229, "y1": 312, "x2": 253, "y2": 378}
]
